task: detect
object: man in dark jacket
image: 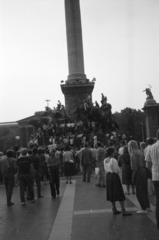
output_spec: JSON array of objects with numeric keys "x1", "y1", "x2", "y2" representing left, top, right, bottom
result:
[
  {"x1": 81, "y1": 144, "x2": 92, "y2": 182},
  {"x1": 0, "y1": 149, "x2": 17, "y2": 206},
  {"x1": 17, "y1": 148, "x2": 35, "y2": 206}
]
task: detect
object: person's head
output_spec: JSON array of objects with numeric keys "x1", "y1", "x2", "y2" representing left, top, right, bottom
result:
[
  {"x1": 140, "y1": 142, "x2": 146, "y2": 150},
  {"x1": 28, "y1": 149, "x2": 32, "y2": 155},
  {"x1": 84, "y1": 143, "x2": 88, "y2": 148},
  {"x1": 97, "y1": 141, "x2": 102, "y2": 148},
  {"x1": 38, "y1": 148, "x2": 43, "y2": 155},
  {"x1": 128, "y1": 140, "x2": 139, "y2": 156},
  {"x1": 123, "y1": 146, "x2": 129, "y2": 155},
  {"x1": 21, "y1": 148, "x2": 27, "y2": 156},
  {"x1": 14, "y1": 145, "x2": 19, "y2": 152},
  {"x1": 49, "y1": 149, "x2": 55, "y2": 156},
  {"x1": 106, "y1": 147, "x2": 116, "y2": 157},
  {"x1": 120, "y1": 140, "x2": 125, "y2": 147},
  {"x1": 65, "y1": 145, "x2": 70, "y2": 151},
  {"x1": 147, "y1": 138, "x2": 154, "y2": 145},
  {"x1": 6, "y1": 149, "x2": 14, "y2": 158},
  {"x1": 32, "y1": 147, "x2": 38, "y2": 155}
]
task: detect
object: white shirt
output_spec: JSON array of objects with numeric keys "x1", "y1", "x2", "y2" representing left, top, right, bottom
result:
[
  {"x1": 104, "y1": 157, "x2": 121, "y2": 174},
  {"x1": 118, "y1": 147, "x2": 124, "y2": 156},
  {"x1": 147, "y1": 140, "x2": 159, "y2": 181}
]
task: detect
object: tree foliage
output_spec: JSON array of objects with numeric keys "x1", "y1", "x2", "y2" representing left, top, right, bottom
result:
[
  {"x1": 113, "y1": 108, "x2": 146, "y2": 142},
  {"x1": 0, "y1": 126, "x2": 19, "y2": 151}
]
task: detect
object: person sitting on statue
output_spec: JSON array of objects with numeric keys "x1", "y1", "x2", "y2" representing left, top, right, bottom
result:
[
  {"x1": 57, "y1": 100, "x2": 62, "y2": 111},
  {"x1": 100, "y1": 94, "x2": 112, "y2": 115},
  {"x1": 95, "y1": 101, "x2": 100, "y2": 108}
]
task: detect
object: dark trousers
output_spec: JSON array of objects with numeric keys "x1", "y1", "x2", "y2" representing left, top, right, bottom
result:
[
  {"x1": 49, "y1": 168, "x2": 60, "y2": 197},
  {"x1": 135, "y1": 168, "x2": 150, "y2": 210},
  {"x1": 83, "y1": 164, "x2": 91, "y2": 181},
  {"x1": 19, "y1": 174, "x2": 34, "y2": 202},
  {"x1": 4, "y1": 174, "x2": 14, "y2": 203},
  {"x1": 153, "y1": 181, "x2": 159, "y2": 230},
  {"x1": 34, "y1": 171, "x2": 41, "y2": 197}
]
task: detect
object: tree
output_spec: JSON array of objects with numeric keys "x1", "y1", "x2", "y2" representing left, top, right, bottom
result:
[
  {"x1": 113, "y1": 108, "x2": 145, "y2": 142},
  {"x1": 0, "y1": 126, "x2": 19, "y2": 151}
]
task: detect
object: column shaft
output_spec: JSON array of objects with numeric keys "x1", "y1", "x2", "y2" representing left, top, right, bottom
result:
[{"x1": 65, "y1": 0, "x2": 86, "y2": 80}]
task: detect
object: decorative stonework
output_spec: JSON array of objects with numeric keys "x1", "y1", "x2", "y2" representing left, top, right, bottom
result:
[{"x1": 61, "y1": 82, "x2": 94, "y2": 113}]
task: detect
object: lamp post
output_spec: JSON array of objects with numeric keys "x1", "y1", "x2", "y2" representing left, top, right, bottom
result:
[{"x1": 45, "y1": 100, "x2": 50, "y2": 108}]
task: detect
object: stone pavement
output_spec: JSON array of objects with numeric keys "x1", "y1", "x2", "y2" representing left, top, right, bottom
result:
[{"x1": 0, "y1": 175, "x2": 159, "y2": 240}]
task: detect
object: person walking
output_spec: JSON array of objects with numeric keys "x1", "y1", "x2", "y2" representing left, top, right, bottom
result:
[
  {"x1": 104, "y1": 147, "x2": 132, "y2": 216},
  {"x1": 128, "y1": 140, "x2": 150, "y2": 214},
  {"x1": 0, "y1": 149, "x2": 17, "y2": 206},
  {"x1": 96, "y1": 142, "x2": 106, "y2": 187},
  {"x1": 146, "y1": 130, "x2": 159, "y2": 230},
  {"x1": 17, "y1": 148, "x2": 35, "y2": 206},
  {"x1": 81, "y1": 144, "x2": 92, "y2": 182}
]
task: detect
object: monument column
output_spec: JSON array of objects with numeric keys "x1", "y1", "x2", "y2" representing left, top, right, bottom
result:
[
  {"x1": 143, "y1": 96, "x2": 159, "y2": 138},
  {"x1": 65, "y1": 0, "x2": 86, "y2": 81},
  {"x1": 61, "y1": 0, "x2": 95, "y2": 113}
]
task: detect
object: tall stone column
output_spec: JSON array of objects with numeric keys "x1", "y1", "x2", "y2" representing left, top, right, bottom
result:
[
  {"x1": 61, "y1": 0, "x2": 95, "y2": 113},
  {"x1": 65, "y1": 0, "x2": 86, "y2": 81},
  {"x1": 143, "y1": 97, "x2": 159, "y2": 138}
]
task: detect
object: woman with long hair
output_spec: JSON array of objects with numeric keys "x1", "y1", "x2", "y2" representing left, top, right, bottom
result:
[
  {"x1": 128, "y1": 140, "x2": 150, "y2": 214},
  {"x1": 118, "y1": 146, "x2": 135, "y2": 195},
  {"x1": 104, "y1": 147, "x2": 132, "y2": 216}
]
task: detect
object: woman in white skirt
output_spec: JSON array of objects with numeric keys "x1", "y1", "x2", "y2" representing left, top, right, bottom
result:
[{"x1": 104, "y1": 147, "x2": 132, "y2": 216}]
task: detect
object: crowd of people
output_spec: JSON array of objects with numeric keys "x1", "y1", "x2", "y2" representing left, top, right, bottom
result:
[
  {"x1": 0, "y1": 130, "x2": 159, "y2": 231},
  {"x1": 0, "y1": 94, "x2": 159, "y2": 230},
  {"x1": 28, "y1": 94, "x2": 120, "y2": 149}
]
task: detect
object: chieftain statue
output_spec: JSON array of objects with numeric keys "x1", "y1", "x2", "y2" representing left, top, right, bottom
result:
[{"x1": 143, "y1": 86, "x2": 153, "y2": 99}]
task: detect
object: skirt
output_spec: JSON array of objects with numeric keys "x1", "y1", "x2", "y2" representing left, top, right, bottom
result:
[
  {"x1": 64, "y1": 162, "x2": 74, "y2": 176},
  {"x1": 106, "y1": 172, "x2": 125, "y2": 202}
]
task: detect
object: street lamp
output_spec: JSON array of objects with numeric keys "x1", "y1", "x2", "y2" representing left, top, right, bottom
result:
[{"x1": 45, "y1": 100, "x2": 50, "y2": 108}]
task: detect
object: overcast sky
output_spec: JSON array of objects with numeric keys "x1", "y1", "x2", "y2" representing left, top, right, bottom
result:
[{"x1": 0, "y1": 0, "x2": 159, "y2": 122}]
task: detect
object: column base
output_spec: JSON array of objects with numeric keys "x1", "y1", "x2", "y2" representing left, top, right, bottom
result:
[{"x1": 61, "y1": 82, "x2": 95, "y2": 113}]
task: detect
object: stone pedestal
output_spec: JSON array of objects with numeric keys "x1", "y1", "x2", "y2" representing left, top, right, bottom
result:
[
  {"x1": 143, "y1": 97, "x2": 159, "y2": 138},
  {"x1": 61, "y1": 82, "x2": 94, "y2": 113}
]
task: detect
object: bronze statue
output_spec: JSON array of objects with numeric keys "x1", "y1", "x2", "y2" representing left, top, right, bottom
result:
[{"x1": 143, "y1": 87, "x2": 153, "y2": 99}]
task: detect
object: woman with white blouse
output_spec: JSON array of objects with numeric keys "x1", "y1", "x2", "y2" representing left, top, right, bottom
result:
[{"x1": 104, "y1": 147, "x2": 132, "y2": 216}]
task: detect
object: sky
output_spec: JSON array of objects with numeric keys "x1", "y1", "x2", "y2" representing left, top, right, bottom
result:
[{"x1": 0, "y1": 0, "x2": 159, "y2": 122}]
